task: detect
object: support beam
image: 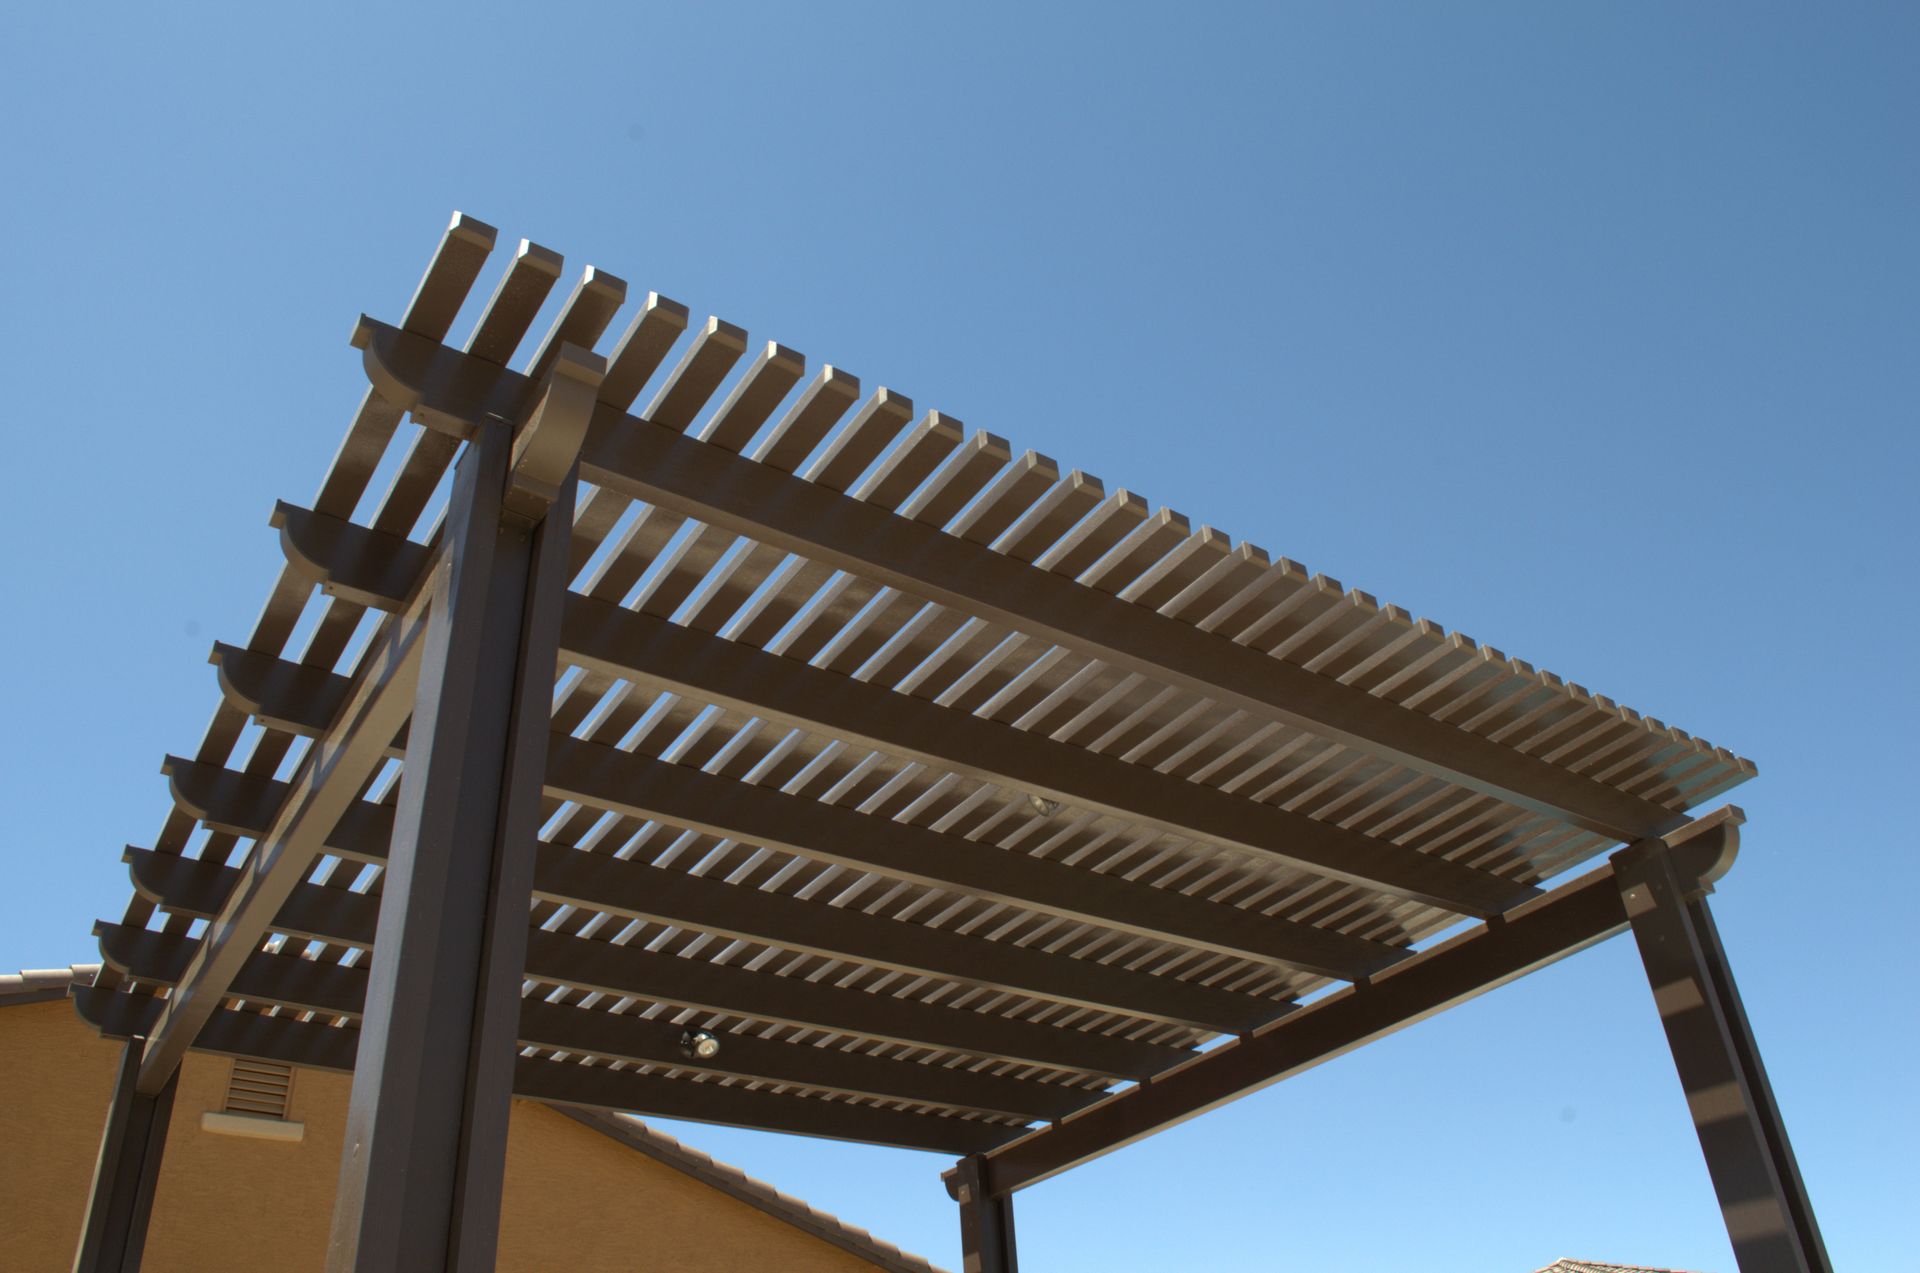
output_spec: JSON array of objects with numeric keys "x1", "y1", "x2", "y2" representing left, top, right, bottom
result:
[
  {"x1": 325, "y1": 394, "x2": 579, "y2": 1272},
  {"x1": 71, "y1": 1040, "x2": 177, "y2": 1273},
  {"x1": 1614, "y1": 828, "x2": 1831, "y2": 1273},
  {"x1": 973, "y1": 852, "x2": 1647, "y2": 1194},
  {"x1": 945, "y1": 1156, "x2": 1019, "y2": 1273}
]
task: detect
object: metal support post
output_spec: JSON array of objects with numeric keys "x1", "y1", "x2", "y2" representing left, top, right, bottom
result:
[
  {"x1": 72, "y1": 1038, "x2": 178, "y2": 1273},
  {"x1": 325, "y1": 398, "x2": 581, "y2": 1271},
  {"x1": 1615, "y1": 845, "x2": 1831, "y2": 1273},
  {"x1": 944, "y1": 1156, "x2": 1019, "y2": 1273}
]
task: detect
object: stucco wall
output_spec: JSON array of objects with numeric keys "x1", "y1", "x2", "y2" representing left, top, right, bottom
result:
[{"x1": 1, "y1": 1001, "x2": 889, "y2": 1272}]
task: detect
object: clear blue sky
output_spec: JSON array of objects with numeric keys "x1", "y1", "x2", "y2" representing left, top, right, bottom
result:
[{"x1": 2, "y1": 5, "x2": 1912, "y2": 1270}]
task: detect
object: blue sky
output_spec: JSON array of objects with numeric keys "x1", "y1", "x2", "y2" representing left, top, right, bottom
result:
[{"x1": 2, "y1": 4, "x2": 1913, "y2": 1270}]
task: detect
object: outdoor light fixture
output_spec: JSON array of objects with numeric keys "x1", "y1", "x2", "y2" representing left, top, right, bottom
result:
[
  {"x1": 680, "y1": 1029, "x2": 722, "y2": 1061},
  {"x1": 1027, "y1": 794, "x2": 1061, "y2": 817}
]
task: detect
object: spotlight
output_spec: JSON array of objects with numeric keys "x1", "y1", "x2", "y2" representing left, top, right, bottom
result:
[
  {"x1": 680, "y1": 1029, "x2": 722, "y2": 1061},
  {"x1": 1027, "y1": 794, "x2": 1061, "y2": 817}
]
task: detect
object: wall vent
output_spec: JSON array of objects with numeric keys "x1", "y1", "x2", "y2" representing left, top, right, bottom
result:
[{"x1": 224, "y1": 1058, "x2": 296, "y2": 1119}]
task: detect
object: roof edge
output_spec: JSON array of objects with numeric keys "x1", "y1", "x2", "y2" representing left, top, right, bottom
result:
[
  {"x1": 557, "y1": 1108, "x2": 949, "y2": 1273},
  {"x1": 0, "y1": 965, "x2": 96, "y2": 1007}
]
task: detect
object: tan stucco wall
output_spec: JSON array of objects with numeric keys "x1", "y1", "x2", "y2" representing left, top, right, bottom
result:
[{"x1": 1, "y1": 1001, "x2": 887, "y2": 1272}]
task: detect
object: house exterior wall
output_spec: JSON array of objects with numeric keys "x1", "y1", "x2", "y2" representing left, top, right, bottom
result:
[{"x1": 1, "y1": 1000, "x2": 887, "y2": 1272}]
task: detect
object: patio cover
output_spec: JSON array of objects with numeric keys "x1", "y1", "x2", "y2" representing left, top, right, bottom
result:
[{"x1": 69, "y1": 214, "x2": 1825, "y2": 1273}]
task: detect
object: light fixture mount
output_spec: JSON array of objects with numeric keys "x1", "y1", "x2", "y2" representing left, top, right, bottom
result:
[{"x1": 680, "y1": 1029, "x2": 722, "y2": 1061}]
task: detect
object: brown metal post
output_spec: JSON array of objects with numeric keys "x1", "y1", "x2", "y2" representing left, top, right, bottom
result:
[
  {"x1": 1615, "y1": 846, "x2": 1831, "y2": 1273},
  {"x1": 325, "y1": 412, "x2": 578, "y2": 1272},
  {"x1": 72, "y1": 1038, "x2": 178, "y2": 1273},
  {"x1": 945, "y1": 1156, "x2": 1019, "y2": 1273}
]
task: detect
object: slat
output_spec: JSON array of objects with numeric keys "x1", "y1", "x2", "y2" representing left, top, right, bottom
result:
[
  {"x1": 401, "y1": 211, "x2": 499, "y2": 343},
  {"x1": 950, "y1": 452, "x2": 1062, "y2": 547},
  {"x1": 802, "y1": 388, "x2": 916, "y2": 492},
  {"x1": 855, "y1": 412, "x2": 965, "y2": 510},
  {"x1": 699, "y1": 341, "x2": 807, "y2": 452},
  {"x1": 468, "y1": 239, "x2": 565, "y2": 364},
  {"x1": 599, "y1": 293, "x2": 693, "y2": 411},
  {"x1": 526, "y1": 265, "x2": 628, "y2": 382},
  {"x1": 750, "y1": 366, "x2": 862, "y2": 472},
  {"x1": 644, "y1": 316, "x2": 749, "y2": 433}
]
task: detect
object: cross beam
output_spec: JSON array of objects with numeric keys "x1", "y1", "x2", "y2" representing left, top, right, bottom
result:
[
  {"x1": 259, "y1": 494, "x2": 1536, "y2": 919},
  {"x1": 115, "y1": 857, "x2": 1190, "y2": 1079},
  {"x1": 204, "y1": 643, "x2": 1411, "y2": 979},
  {"x1": 71, "y1": 984, "x2": 1012, "y2": 1155}
]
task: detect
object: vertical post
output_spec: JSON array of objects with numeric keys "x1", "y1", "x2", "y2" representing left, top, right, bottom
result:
[
  {"x1": 944, "y1": 1156, "x2": 1019, "y2": 1273},
  {"x1": 72, "y1": 1038, "x2": 178, "y2": 1273},
  {"x1": 1616, "y1": 846, "x2": 1831, "y2": 1273},
  {"x1": 327, "y1": 346, "x2": 597, "y2": 1273}
]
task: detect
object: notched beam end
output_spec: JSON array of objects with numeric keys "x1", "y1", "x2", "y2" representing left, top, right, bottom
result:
[
  {"x1": 162, "y1": 755, "x2": 278, "y2": 840},
  {"x1": 352, "y1": 315, "x2": 531, "y2": 439},
  {"x1": 506, "y1": 341, "x2": 605, "y2": 524},
  {"x1": 210, "y1": 641, "x2": 342, "y2": 736},
  {"x1": 270, "y1": 500, "x2": 431, "y2": 611},
  {"x1": 1611, "y1": 804, "x2": 1745, "y2": 900}
]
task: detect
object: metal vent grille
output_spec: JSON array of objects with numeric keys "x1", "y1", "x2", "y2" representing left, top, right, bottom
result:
[{"x1": 224, "y1": 1059, "x2": 294, "y2": 1119}]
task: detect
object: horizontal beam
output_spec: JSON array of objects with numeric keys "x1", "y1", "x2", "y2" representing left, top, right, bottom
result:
[
  {"x1": 116, "y1": 849, "x2": 1187, "y2": 1079},
  {"x1": 358, "y1": 315, "x2": 1681, "y2": 841},
  {"x1": 165, "y1": 749, "x2": 1285, "y2": 1032},
  {"x1": 562, "y1": 594, "x2": 1529, "y2": 917},
  {"x1": 211, "y1": 645, "x2": 1405, "y2": 980},
  {"x1": 975, "y1": 859, "x2": 1640, "y2": 1194},
  {"x1": 515, "y1": 1055, "x2": 1014, "y2": 1155},
  {"x1": 94, "y1": 923, "x2": 1081, "y2": 1121},
  {"x1": 533, "y1": 840, "x2": 1267, "y2": 1032},
  {"x1": 547, "y1": 734, "x2": 1404, "y2": 981},
  {"x1": 72, "y1": 984, "x2": 1012, "y2": 1155},
  {"x1": 254, "y1": 502, "x2": 1526, "y2": 918},
  {"x1": 125, "y1": 848, "x2": 380, "y2": 947}
]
